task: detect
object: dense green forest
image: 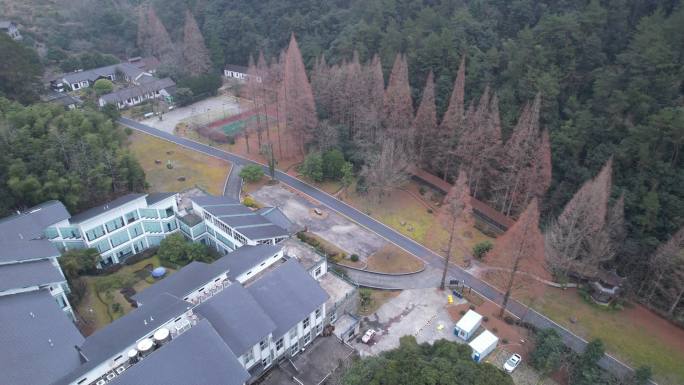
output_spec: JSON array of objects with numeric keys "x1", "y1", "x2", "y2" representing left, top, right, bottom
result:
[{"x1": 0, "y1": 97, "x2": 146, "y2": 214}]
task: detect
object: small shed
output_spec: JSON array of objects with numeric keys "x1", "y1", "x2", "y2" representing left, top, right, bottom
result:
[
  {"x1": 469, "y1": 330, "x2": 498, "y2": 363},
  {"x1": 454, "y1": 310, "x2": 483, "y2": 341}
]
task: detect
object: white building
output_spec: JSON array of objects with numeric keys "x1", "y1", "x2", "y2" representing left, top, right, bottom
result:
[
  {"x1": 454, "y1": 309, "x2": 483, "y2": 341},
  {"x1": 0, "y1": 201, "x2": 76, "y2": 319},
  {"x1": 0, "y1": 21, "x2": 22, "y2": 40},
  {"x1": 469, "y1": 329, "x2": 499, "y2": 363},
  {"x1": 98, "y1": 77, "x2": 176, "y2": 110},
  {"x1": 49, "y1": 193, "x2": 180, "y2": 266},
  {"x1": 224, "y1": 65, "x2": 263, "y2": 83},
  {"x1": 182, "y1": 195, "x2": 292, "y2": 255}
]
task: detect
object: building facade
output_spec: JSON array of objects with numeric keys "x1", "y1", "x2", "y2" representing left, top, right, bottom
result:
[{"x1": 0, "y1": 21, "x2": 21, "y2": 40}]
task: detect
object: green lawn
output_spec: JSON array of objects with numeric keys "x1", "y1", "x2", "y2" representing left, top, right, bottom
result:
[
  {"x1": 535, "y1": 289, "x2": 684, "y2": 385},
  {"x1": 75, "y1": 255, "x2": 176, "y2": 333}
]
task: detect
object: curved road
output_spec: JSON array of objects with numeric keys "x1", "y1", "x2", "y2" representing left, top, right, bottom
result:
[{"x1": 119, "y1": 117, "x2": 645, "y2": 383}]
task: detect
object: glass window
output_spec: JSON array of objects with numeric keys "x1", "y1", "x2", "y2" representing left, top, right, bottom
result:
[
  {"x1": 244, "y1": 349, "x2": 254, "y2": 363},
  {"x1": 139, "y1": 209, "x2": 158, "y2": 219},
  {"x1": 85, "y1": 225, "x2": 106, "y2": 241},
  {"x1": 302, "y1": 316, "x2": 310, "y2": 330},
  {"x1": 125, "y1": 210, "x2": 139, "y2": 224},
  {"x1": 314, "y1": 267, "x2": 322, "y2": 277},
  {"x1": 109, "y1": 231, "x2": 130, "y2": 247},
  {"x1": 143, "y1": 221, "x2": 162, "y2": 233},
  {"x1": 276, "y1": 338, "x2": 283, "y2": 351},
  {"x1": 45, "y1": 227, "x2": 59, "y2": 239},
  {"x1": 315, "y1": 307, "x2": 321, "y2": 319},
  {"x1": 260, "y1": 340, "x2": 268, "y2": 351},
  {"x1": 164, "y1": 220, "x2": 177, "y2": 232},
  {"x1": 129, "y1": 223, "x2": 143, "y2": 238},
  {"x1": 59, "y1": 226, "x2": 81, "y2": 239},
  {"x1": 289, "y1": 328, "x2": 297, "y2": 340},
  {"x1": 105, "y1": 217, "x2": 124, "y2": 233},
  {"x1": 93, "y1": 239, "x2": 111, "y2": 253},
  {"x1": 234, "y1": 231, "x2": 247, "y2": 245}
]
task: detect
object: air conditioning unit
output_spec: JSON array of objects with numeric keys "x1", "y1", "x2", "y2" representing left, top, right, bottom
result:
[
  {"x1": 116, "y1": 366, "x2": 126, "y2": 374},
  {"x1": 106, "y1": 372, "x2": 116, "y2": 380},
  {"x1": 96, "y1": 380, "x2": 106, "y2": 385}
]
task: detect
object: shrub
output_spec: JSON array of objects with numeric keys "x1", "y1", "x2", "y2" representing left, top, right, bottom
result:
[
  {"x1": 240, "y1": 164, "x2": 265, "y2": 183},
  {"x1": 427, "y1": 208, "x2": 433, "y2": 214},
  {"x1": 483, "y1": 316, "x2": 489, "y2": 322},
  {"x1": 350, "y1": 254, "x2": 359, "y2": 262},
  {"x1": 301, "y1": 152, "x2": 324, "y2": 182},
  {"x1": 322, "y1": 148, "x2": 345, "y2": 180},
  {"x1": 419, "y1": 186, "x2": 427, "y2": 195},
  {"x1": 93, "y1": 78, "x2": 113, "y2": 95},
  {"x1": 492, "y1": 327, "x2": 498, "y2": 333},
  {"x1": 504, "y1": 315, "x2": 515, "y2": 325},
  {"x1": 472, "y1": 241, "x2": 494, "y2": 259},
  {"x1": 111, "y1": 302, "x2": 122, "y2": 313},
  {"x1": 459, "y1": 309, "x2": 467, "y2": 315},
  {"x1": 469, "y1": 304, "x2": 476, "y2": 310},
  {"x1": 502, "y1": 338, "x2": 509, "y2": 344},
  {"x1": 242, "y1": 196, "x2": 258, "y2": 208}
]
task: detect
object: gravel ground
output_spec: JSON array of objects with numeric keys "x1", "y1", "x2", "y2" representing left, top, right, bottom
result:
[{"x1": 490, "y1": 348, "x2": 558, "y2": 385}]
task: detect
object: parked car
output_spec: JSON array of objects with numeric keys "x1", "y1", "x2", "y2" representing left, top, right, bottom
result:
[
  {"x1": 503, "y1": 353, "x2": 522, "y2": 373},
  {"x1": 361, "y1": 329, "x2": 376, "y2": 344}
]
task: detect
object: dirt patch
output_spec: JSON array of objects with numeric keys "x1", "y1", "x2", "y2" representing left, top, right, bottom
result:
[{"x1": 366, "y1": 244, "x2": 424, "y2": 274}]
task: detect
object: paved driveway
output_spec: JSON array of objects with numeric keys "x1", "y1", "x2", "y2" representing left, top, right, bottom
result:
[{"x1": 118, "y1": 117, "x2": 645, "y2": 383}]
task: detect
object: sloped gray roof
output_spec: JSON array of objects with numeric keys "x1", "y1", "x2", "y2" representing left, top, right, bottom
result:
[
  {"x1": 69, "y1": 193, "x2": 146, "y2": 223},
  {"x1": 99, "y1": 78, "x2": 175, "y2": 104},
  {"x1": 210, "y1": 244, "x2": 283, "y2": 280},
  {"x1": 61, "y1": 63, "x2": 144, "y2": 84},
  {"x1": 80, "y1": 293, "x2": 192, "y2": 362},
  {"x1": 0, "y1": 239, "x2": 60, "y2": 264},
  {"x1": 146, "y1": 192, "x2": 176, "y2": 206},
  {"x1": 196, "y1": 284, "x2": 276, "y2": 355},
  {"x1": 109, "y1": 320, "x2": 249, "y2": 385},
  {"x1": 257, "y1": 207, "x2": 297, "y2": 233},
  {"x1": 193, "y1": 195, "x2": 291, "y2": 241},
  {"x1": 0, "y1": 200, "x2": 70, "y2": 243},
  {"x1": 132, "y1": 261, "x2": 225, "y2": 305},
  {"x1": 0, "y1": 259, "x2": 65, "y2": 291},
  {"x1": 0, "y1": 21, "x2": 13, "y2": 29},
  {"x1": 247, "y1": 259, "x2": 328, "y2": 336},
  {"x1": 191, "y1": 195, "x2": 241, "y2": 206},
  {"x1": 0, "y1": 290, "x2": 84, "y2": 385}
]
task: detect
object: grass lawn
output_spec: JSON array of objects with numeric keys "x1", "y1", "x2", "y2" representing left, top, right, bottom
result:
[
  {"x1": 358, "y1": 289, "x2": 402, "y2": 316},
  {"x1": 75, "y1": 255, "x2": 176, "y2": 334},
  {"x1": 343, "y1": 180, "x2": 493, "y2": 266},
  {"x1": 535, "y1": 289, "x2": 684, "y2": 385},
  {"x1": 126, "y1": 130, "x2": 230, "y2": 195},
  {"x1": 366, "y1": 244, "x2": 424, "y2": 274}
]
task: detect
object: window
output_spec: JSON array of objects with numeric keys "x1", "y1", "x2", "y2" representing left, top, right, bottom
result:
[
  {"x1": 125, "y1": 210, "x2": 139, "y2": 224},
  {"x1": 276, "y1": 338, "x2": 283, "y2": 351},
  {"x1": 302, "y1": 316, "x2": 310, "y2": 330},
  {"x1": 315, "y1": 307, "x2": 322, "y2": 319},
  {"x1": 143, "y1": 221, "x2": 162, "y2": 233},
  {"x1": 85, "y1": 225, "x2": 105, "y2": 241},
  {"x1": 140, "y1": 209, "x2": 158, "y2": 219},
  {"x1": 109, "y1": 230, "x2": 130, "y2": 247},
  {"x1": 163, "y1": 207, "x2": 174, "y2": 218},
  {"x1": 105, "y1": 217, "x2": 125, "y2": 233},
  {"x1": 314, "y1": 267, "x2": 322, "y2": 277},
  {"x1": 260, "y1": 340, "x2": 268, "y2": 351},
  {"x1": 290, "y1": 341, "x2": 299, "y2": 356},
  {"x1": 129, "y1": 223, "x2": 143, "y2": 238},
  {"x1": 289, "y1": 328, "x2": 297, "y2": 340},
  {"x1": 45, "y1": 227, "x2": 59, "y2": 240},
  {"x1": 244, "y1": 349, "x2": 254, "y2": 363},
  {"x1": 93, "y1": 239, "x2": 111, "y2": 253},
  {"x1": 303, "y1": 332, "x2": 311, "y2": 346}
]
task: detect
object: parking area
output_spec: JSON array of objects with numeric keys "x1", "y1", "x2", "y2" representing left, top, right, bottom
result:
[
  {"x1": 252, "y1": 184, "x2": 386, "y2": 258},
  {"x1": 353, "y1": 288, "x2": 464, "y2": 356},
  {"x1": 139, "y1": 94, "x2": 242, "y2": 133}
]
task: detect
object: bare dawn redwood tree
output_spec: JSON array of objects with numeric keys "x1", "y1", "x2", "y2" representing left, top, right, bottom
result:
[
  {"x1": 181, "y1": 10, "x2": 212, "y2": 76},
  {"x1": 640, "y1": 227, "x2": 684, "y2": 316},
  {"x1": 440, "y1": 169, "x2": 473, "y2": 289},
  {"x1": 545, "y1": 158, "x2": 613, "y2": 278},
  {"x1": 412, "y1": 71, "x2": 437, "y2": 166},
  {"x1": 382, "y1": 54, "x2": 413, "y2": 152},
  {"x1": 281, "y1": 33, "x2": 318, "y2": 156},
  {"x1": 435, "y1": 56, "x2": 466, "y2": 181},
  {"x1": 137, "y1": 6, "x2": 176, "y2": 66},
  {"x1": 492, "y1": 93, "x2": 550, "y2": 217},
  {"x1": 360, "y1": 138, "x2": 409, "y2": 204},
  {"x1": 485, "y1": 198, "x2": 547, "y2": 317}
]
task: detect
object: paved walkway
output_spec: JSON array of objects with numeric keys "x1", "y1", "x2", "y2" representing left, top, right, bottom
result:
[
  {"x1": 118, "y1": 117, "x2": 646, "y2": 383},
  {"x1": 341, "y1": 265, "x2": 440, "y2": 290},
  {"x1": 224, "y1": 164, "x2": 242, "y2": 199}
]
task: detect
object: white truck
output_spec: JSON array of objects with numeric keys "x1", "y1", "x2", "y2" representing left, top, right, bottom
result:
[{"x1": 469, "y1": 329, "x2": 499, "y2": 363}]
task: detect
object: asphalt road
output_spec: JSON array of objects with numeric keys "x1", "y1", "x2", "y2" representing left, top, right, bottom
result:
[
  {"x1": 119, "y1": 117, "x2": 644, "y2": 383},
  {"x1": 224, "y1": 164, "x2": 243, "y2": 199}
]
